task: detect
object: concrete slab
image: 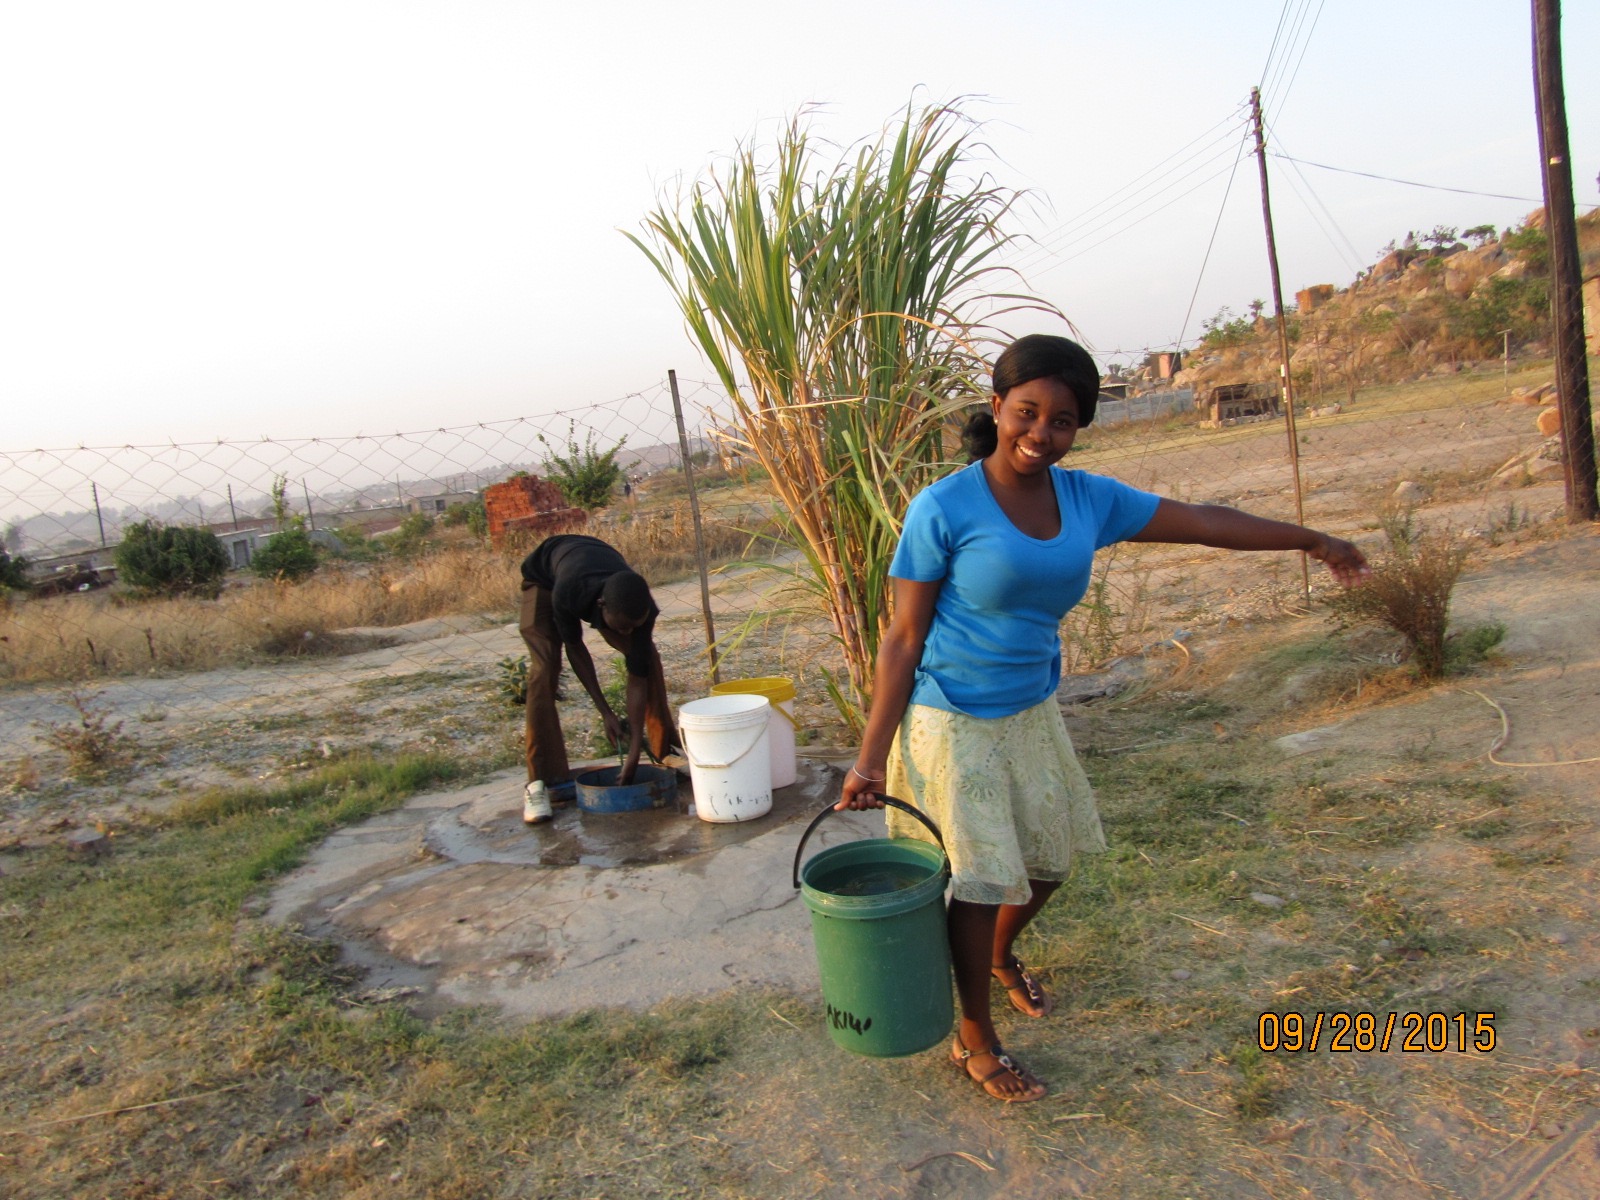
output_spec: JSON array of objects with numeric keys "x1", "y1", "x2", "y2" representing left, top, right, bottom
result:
[{"x1": 266, "y1": 758, "x2": 889, "y2": 1018}]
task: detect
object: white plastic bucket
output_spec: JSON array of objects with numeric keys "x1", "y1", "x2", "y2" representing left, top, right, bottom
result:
[
  {"x1": 678, "y1": 694, "x2": 772, "y2": 823},
  {"x1": 709, "y1": 677, "x2": 797, "y2": 788}
]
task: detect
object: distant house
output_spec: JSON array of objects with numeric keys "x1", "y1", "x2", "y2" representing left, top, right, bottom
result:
[
  {"x1": 1202, "y1": 382, "x2": 1280, "y2": 427},
  {"x1": 407, "y1": 491, "x2": 478, "y2": 516}
]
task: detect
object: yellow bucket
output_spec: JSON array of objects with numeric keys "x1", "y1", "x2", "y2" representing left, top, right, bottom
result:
[{"x1": 710, "y1": 677, "x2": 797, "y2": 788}]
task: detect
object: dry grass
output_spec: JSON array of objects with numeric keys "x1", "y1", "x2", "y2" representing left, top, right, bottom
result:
[
  {"x1": 0, "y1": 499, "x2": 772, "y2": 687},
  {"x1": 0, "y1": 549, "x2": 516, "y2": 684}
]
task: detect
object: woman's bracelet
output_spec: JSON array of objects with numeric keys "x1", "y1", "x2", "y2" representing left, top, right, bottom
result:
[{"x1": 850, "y1": 766, "x2": 886, "y2": 784}]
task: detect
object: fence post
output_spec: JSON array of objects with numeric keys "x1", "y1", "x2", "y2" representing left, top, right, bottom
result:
[
  {"x1": 302, "y1": 480, "x2": 317, "y2": 531},
  {"x1": 668, "y1": 370, "x2": 720, "y2": 684},
  {"x1": 91, "y1": 481, "x2": 106, "y2": 547}
]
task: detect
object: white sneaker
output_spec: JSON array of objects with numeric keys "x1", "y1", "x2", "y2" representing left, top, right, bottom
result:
[{"x1": 522, "y1": 781, "x2": 553, "y2": 824}]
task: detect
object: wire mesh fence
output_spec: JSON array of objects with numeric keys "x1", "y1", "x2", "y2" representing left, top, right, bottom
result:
[{"x1": 0, "y1": 358, "x2": 1569, "y2": 798}]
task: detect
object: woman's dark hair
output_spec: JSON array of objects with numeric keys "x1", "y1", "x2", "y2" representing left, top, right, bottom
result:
[
  {"x1": 961, "y1": 334, "x2": 1101, "y2": 460},
  {"x1": 602, "y1": 570, "x2": 652, "y2": 623}
]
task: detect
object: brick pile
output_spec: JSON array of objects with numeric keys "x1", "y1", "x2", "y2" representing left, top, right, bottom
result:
[{"x1": 483, "y1": 476, "x2": 586, "y2": 548}]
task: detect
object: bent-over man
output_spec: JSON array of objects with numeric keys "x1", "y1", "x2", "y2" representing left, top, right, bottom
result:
[{"x1": 518, "y1": 534, "x2": 678, "y2": 823}]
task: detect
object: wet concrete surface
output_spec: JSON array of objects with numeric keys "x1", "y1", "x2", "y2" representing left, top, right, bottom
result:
[{"x1": 265, "y1": 755, "x2": 886, "y2": 1019}]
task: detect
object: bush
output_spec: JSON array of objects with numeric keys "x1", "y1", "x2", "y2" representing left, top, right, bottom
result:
[
  {"x1": 114, "y1": 521, "x2": 231, "y2": 598},
  {"x1": 441, "y1": 499, "x2": 486, "y2": 534},
  {"x1": 250, "y1": 525, "x2": 319, "y2": 582},
  {"x1": 0, "y1": 547, "x2": 30, "y2": 592},
  {"x1": 387, "y1": 512, "x2": 436, "y2": 557},
  {"x1": 538, "y1": 422, "x2": 627, "y2": 509},
  {"x1": 1326, "y1": 512, "x2": 1470, "y2": 680}
]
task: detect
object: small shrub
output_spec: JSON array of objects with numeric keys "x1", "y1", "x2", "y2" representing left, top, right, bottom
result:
[
  {"x1": 497, "y1": 655, "x2": 529, "y2": 709},
  {"x1": 387, "y1": 512, "x2": 435, "y2": 557},
  {"x1": 1326, "y1": 512, "x2": 1470, "y2": 680},
  {"x1": 539, "y1": 421, "x2": 628, "y2": 510},
  {"x1": 442, "y1": 499, "x2": 488, "y2": 541},
  {"x1": 0, "y1": 547, "x2": 31, "y2": 592},
  {"x1": 250, "y1": 525, "x2": 319, "y2": 582},
  {"x1": 114, "y1": 521, "x2": 231, "y2": 598},
  {"x1": 40, "y1": 691, "x2": 141, "y2": 780},
  {"x1": 1445, "y1": 621, "x2": 1506, "y2": 673}
]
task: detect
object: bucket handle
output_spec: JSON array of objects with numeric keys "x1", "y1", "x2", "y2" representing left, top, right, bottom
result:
[
  {"x1": 791, "y1": 795, "x2": 945, "y2": 889},
  {"x1": 681, "y1": 720, "x2": 768, "y2": 770}
]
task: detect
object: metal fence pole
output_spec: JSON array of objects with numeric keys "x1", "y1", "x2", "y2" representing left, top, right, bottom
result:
[{"x1": 668, "y1": 369, "x2": 720, "y2": 684}]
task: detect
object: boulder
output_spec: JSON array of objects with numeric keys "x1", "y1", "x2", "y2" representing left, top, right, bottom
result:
[
  {"x1": 1394, "y1": 480, "x2": 1428, "y2": 505},
  {"x1": 1537, "y1": 407, "x2": 1562, "y2": 436}
]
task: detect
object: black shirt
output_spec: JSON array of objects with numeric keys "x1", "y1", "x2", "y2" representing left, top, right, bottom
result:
[{"x1": 520, "y1": 535, "x2": 657, "y2": 677}]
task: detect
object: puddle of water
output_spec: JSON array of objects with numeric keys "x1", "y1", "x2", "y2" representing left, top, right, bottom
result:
[{"x1": 425, "y1": 765, "x2": 825, "y2": 870}]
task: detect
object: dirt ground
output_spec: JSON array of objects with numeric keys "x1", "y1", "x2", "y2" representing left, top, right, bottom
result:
[{"x1": 3, "y1": 376, "x2": 1598, "y2": 1197}]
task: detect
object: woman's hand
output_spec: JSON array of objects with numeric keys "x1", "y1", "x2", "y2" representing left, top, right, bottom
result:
[
  {"x1": 1309, "y1": 533, "x2": 1371, "y2": 587},
  {"x1": 836, "y1": 763, "x2": 887, "y2": 811}
]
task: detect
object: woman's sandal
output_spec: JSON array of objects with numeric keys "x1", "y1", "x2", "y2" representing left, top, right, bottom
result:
[
  {"x1": 992, "y1": 955, "x2": 1053, "y2": 1018},
  {"x1": 950, "y1": 1032, "x2": 1048, "y2": 1103}
]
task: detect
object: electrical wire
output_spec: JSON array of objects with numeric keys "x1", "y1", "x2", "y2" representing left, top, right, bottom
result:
[
  {"x1": 1266, "y1": 123, "x2": 1368, "y2": 275},
  {"x1": 1269, "y1": 153, "x2": 1542, "y2": 203},
  {"x1": 1172, "y1": 124, "x2": 1256, "y2": 352},
  {"x1": 1004, "y1": 109, "x2": 1249, "y2": 277},
  {"x1": 1007, "y1": 119, "x2": 1251, "y2": 280},
  {"x1": 1263, "y1": 0, "x2": 1327, "y2": 122}
]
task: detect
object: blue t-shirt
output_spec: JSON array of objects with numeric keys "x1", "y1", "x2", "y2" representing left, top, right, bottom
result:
[{"x1": 889, "y1": 463, "x2": 1160, "y2": 718}]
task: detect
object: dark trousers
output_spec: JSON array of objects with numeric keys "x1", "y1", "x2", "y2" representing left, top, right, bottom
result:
[{"x1": 518, "y1": 583, "x2": 678, "y2": 784}]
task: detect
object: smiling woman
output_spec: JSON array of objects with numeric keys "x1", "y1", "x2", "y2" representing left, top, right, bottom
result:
[{"x1": 836, "y1": 331, "x2": 1370, "y2": 1104}]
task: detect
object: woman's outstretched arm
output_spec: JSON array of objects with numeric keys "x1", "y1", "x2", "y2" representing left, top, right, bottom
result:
[{"x1": 1131, "y1": 498, "x2": 1370, "y2": 586}]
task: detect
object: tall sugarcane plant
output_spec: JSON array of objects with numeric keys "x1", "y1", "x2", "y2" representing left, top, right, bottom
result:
[{"x1": 630, "y1": 102, "x2": 1058, "y2": 729}]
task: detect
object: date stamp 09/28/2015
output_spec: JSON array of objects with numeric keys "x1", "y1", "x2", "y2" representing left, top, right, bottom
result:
[{"x1": 1257, "y1": 1010, "x2": 1498, "y2": 1054}]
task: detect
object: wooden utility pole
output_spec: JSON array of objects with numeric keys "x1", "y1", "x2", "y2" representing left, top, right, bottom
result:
[
  {"x1": 1531, "y1": 0, "x2": 1598, "y2": 521},
  {"x1": 1249, "y1": 87, "x2": 1310, "y2": 604}
]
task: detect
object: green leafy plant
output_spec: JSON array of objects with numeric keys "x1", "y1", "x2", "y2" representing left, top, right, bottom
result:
[
  {"x1": 1326, "y1": 512, "x2": 1471, "y2": 680},
  {"x1": 114, "y1": 520, "x2": 231, "y2": 598},
  {"x1": 1199, "y1": 306, "x2": 1255, "y2": 349},
  {"x1": 630, "y1": 100, "x2": 1055, "y2": 729},
  {"x1": 443, "y1": 498, "x2": 488, "y2": 540},
  {"x1": 386, "y1": 511, "x2": 435, "y2": 557},
  {"x1": 250, "y1": 524, "x2": 319, "y2": 582},
  {"x1": 497, "y1": 655, "x2": 529, "y2": 709},
  {"x1": 538, "y1": 422, "x2": 627, "y2": 510}
]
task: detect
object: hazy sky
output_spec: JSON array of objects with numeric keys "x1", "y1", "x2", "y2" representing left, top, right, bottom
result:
[{"x1": 3, "y1": 0, "x2": 1595, "y2": 449}]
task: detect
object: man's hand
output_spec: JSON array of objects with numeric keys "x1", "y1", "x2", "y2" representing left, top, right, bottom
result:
[{"x1": 602, "y1": 709, "x2": 626, "y2": 751}]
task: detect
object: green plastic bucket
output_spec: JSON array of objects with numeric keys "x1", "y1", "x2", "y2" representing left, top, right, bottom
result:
[{"x1": 792, "y1": 797, "x2": 953, "y2": 1057}]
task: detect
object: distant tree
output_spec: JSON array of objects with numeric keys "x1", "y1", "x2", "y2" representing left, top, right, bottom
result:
[
  {"x1": 1247, "y1": 298, "x2": 1267, "y2": 321},
  {"x1": 1463, "y1": 224, "x2": 1497, "y2": 247},
  {"x1": 114, "y1": 521, "x2": 230, "y2": 598},
  {"x1": 1503, "y1": 224, "x2": 1550, "y2": 274},
  {"x1": 1198, "y1": 306, "x2": 1255, "y2": 350},
  {"x1": 538, "y1": 422, "x2": 628, "y2": 509},
  {"x1": 1334, "y1": 310, "x2": 1396, "y2": 405},
  {"x1": 1421, "y1": 225, "x2": 1460, "y2": 251},
  {"x1": 0, "y1": 546, "x2": 31, "y2": 592}
]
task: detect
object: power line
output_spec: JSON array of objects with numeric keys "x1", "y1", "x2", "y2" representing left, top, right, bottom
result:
[
  {"x1": 1172, "y1": 125, "x2": 1255, "y2": 352},
  {"x1": 1266, "y1": 125, "x2": 1367, "y2": 274},
  {"x1": 1005, "y1": 109, "x2": 1248, "y2": 274},
  {"x1": 1263, "y1": 0, "x2": 1327, "y2": 122},
  {"x1": 1269, "y1": 153, "x2": 1543, "y2": 203},
  {"x1": 1008, "y1": 116, "x2": 1250, "y2": 278}
]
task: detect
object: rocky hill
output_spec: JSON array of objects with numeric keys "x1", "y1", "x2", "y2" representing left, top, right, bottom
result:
[{"x1": 1165, "y1": 207, "x2": 1600, "y2": 401}]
